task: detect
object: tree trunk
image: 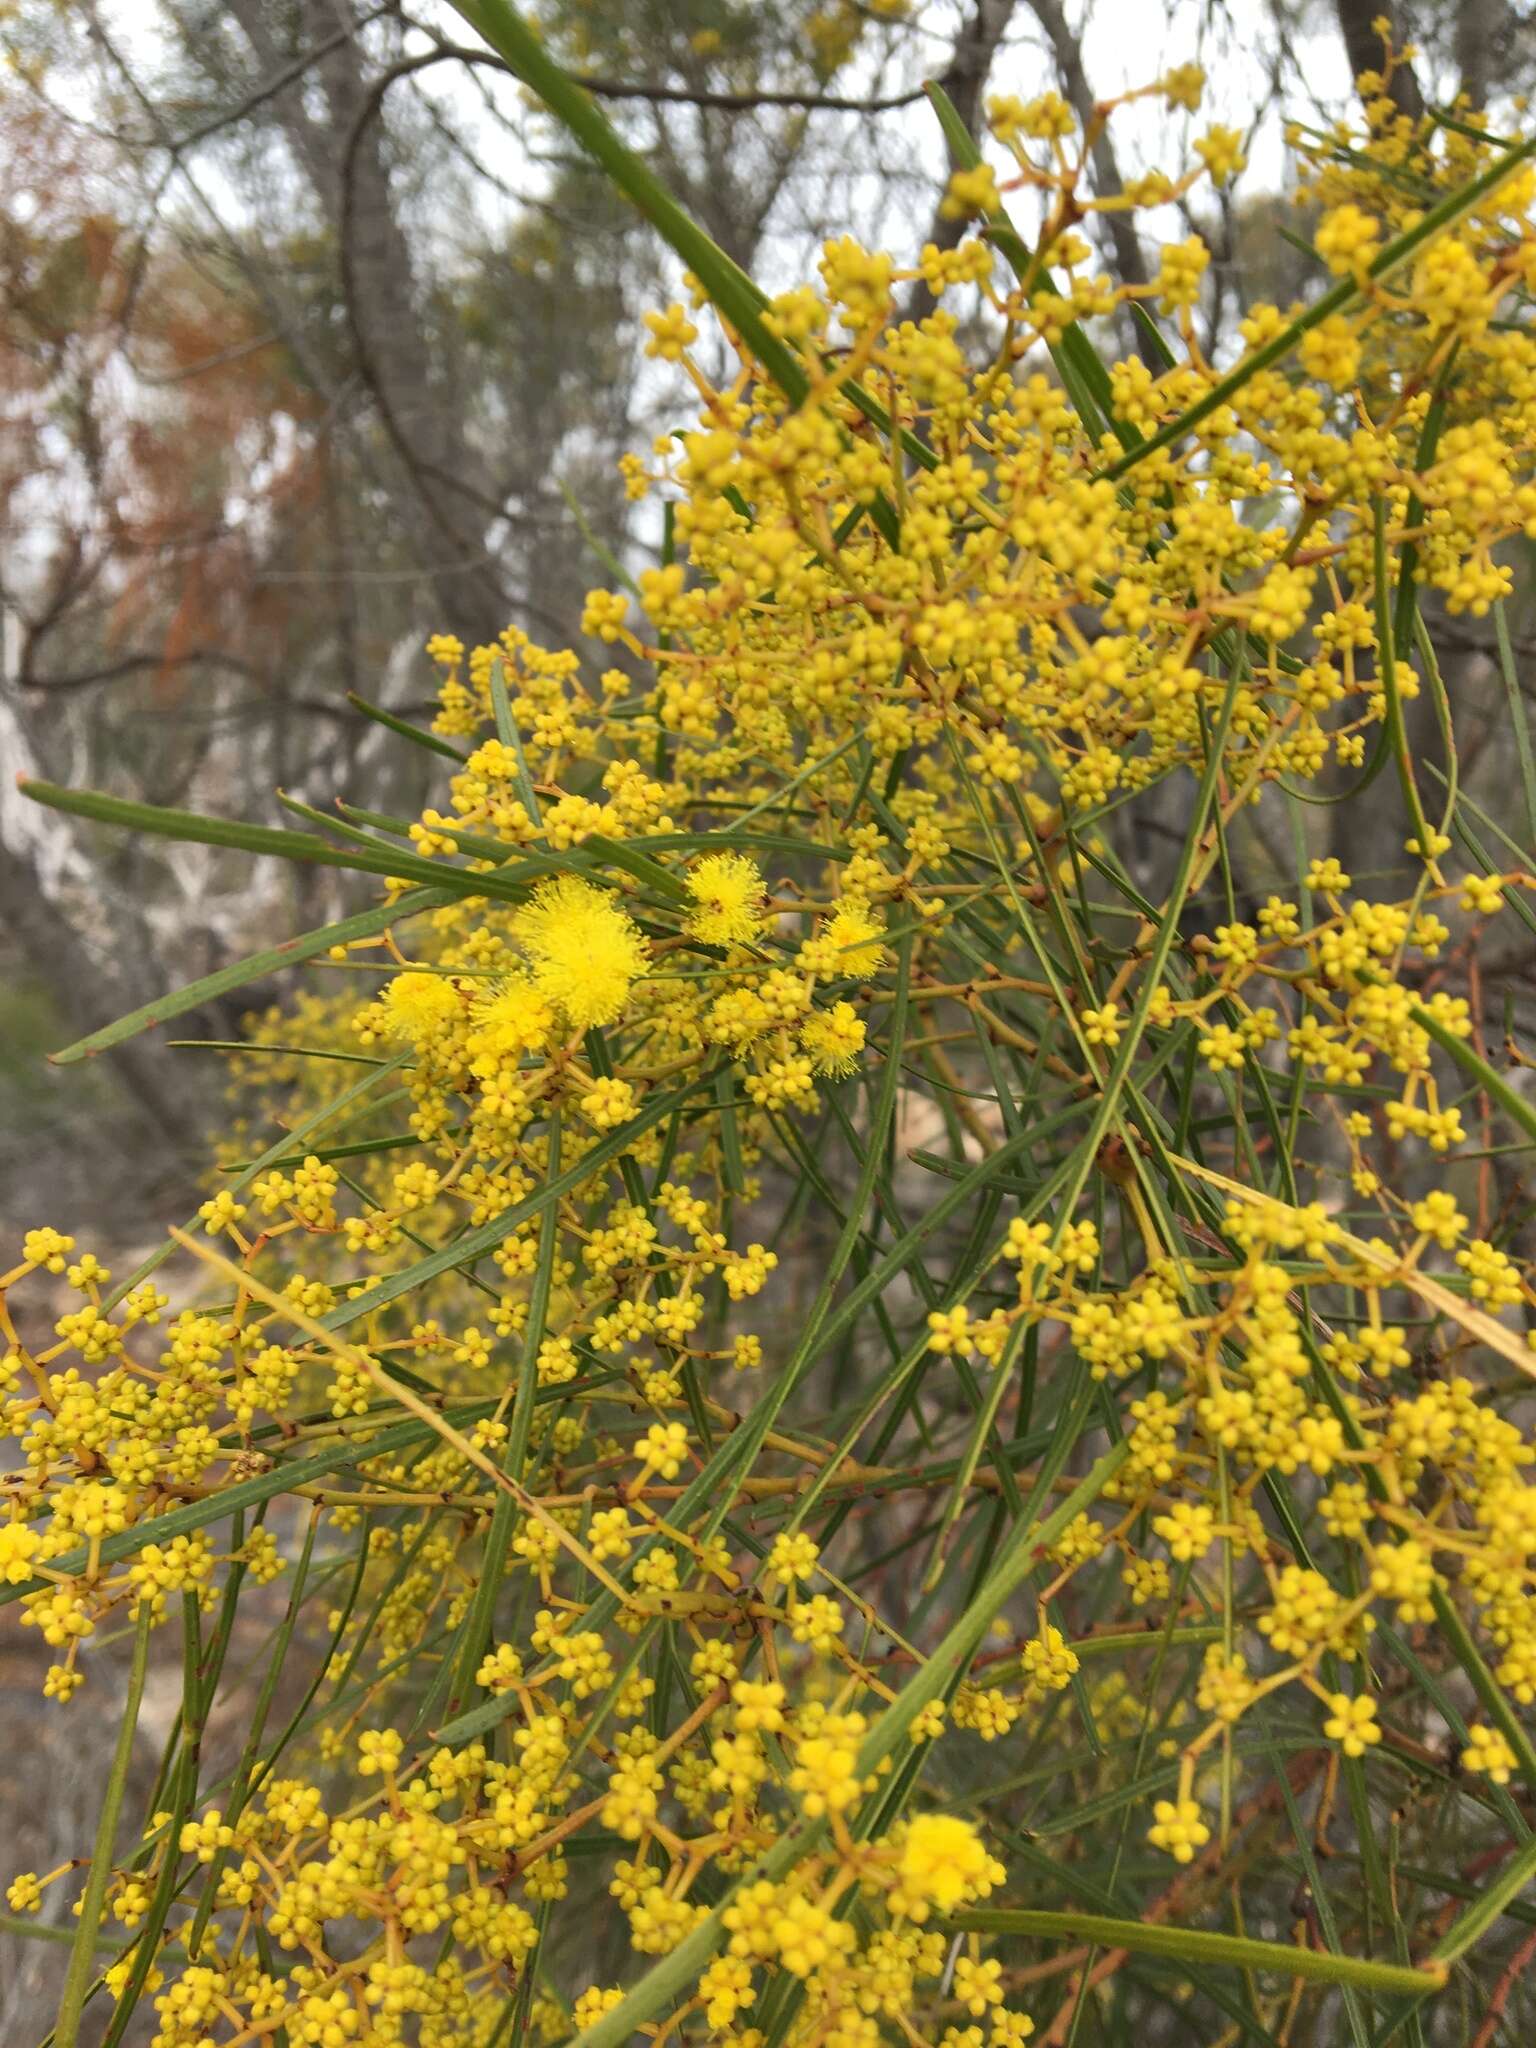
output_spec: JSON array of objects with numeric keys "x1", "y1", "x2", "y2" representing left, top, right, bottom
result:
[
  {"x1": 905, "y1": 0, "x2": 1021, "y2": 327},
  {"x1": 225, "y1": 0, "x2": 507, "y2": 647},
  {"x1": 0, "y1": 833, "x2": 208, "y2": 1171},
  {"x1": 1456, "y1": 0, "x2": 1511, "y2": 111},
  {"x1": 1333, "y1": 0, "x2": 1423, "y2": 119}
]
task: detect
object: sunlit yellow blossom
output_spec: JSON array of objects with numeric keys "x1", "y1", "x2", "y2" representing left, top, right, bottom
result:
[
  {"x1": 511, "y1": 875, "x2": 648, "y2": 1030},
  {"x1": 683, "y1": 853, "x2": 766, "y2": 947}
]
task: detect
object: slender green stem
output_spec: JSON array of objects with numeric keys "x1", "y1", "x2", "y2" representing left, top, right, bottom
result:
[{"x1": 55, "y1": 1606, "x2": 152, "y2": 2048}]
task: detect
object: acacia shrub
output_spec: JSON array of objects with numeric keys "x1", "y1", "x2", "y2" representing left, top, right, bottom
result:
[{"x1": 6, "y1": 14, "x2": 1536, "y2": 2047}]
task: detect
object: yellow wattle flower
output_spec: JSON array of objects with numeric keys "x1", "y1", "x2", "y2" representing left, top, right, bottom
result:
[{"x1": 511, "y1": 874, "x2": 649, "y2": 1031}]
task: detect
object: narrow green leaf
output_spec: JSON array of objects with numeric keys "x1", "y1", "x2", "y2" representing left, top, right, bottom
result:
[
  {"x1": 952, "y1": 1911, "x2": 1445, "y2": 1999},
  {"x1": 44, "y1": 888, "x2": 450, "y2": 1065},
  {"x1": 1430, "y1": 1833, "x2": 1536, "y2": 1966},
  {"x1": 55, "y1": 1604, "x2": 152, "y2": 2048},
  {"x1": 346, "y1": 691, "x2": 469, "y2": 760},
  {"x1": 0, "y1": 1402, "x2": 494, "y2": 1607},
  {"x1": 448, "y1": 1115, "x2": 565, "y2": 1714},
  {"x1": 448, "y1": 0, "x2": 806, "y2": 399},
  {"x1": 320, "y1": 1076, "x2": 705, "y2": 1333},
  {"x1": 18, "y1": 778, "x2": 547, "y2": 910},
  {"x1": 1411, "y1": 1000, "x2": 1536, "y2": 1147},
  {"x1": 924, "y1": 81, "x2": 1133, "y2": 448},
  {"x1": 488, "y1": 656, "x2": 547, "y2": 828},
  {"x1": 569, "y1": 1445, "x2": 1127, "y2": 2048},
  {"x1": 1493, "y1": 600, "x2": 1536, "y2": 850},
  {"x1": 1102, "y1": 127, "x2": 1536, "y2": 478}
]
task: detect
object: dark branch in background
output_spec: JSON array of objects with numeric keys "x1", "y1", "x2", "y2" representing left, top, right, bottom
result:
[
  {"x1": 337, "y1": 41, "x2": 905, "y2": 642},
  {"x1": 905, "y1": 0, "x2": 1021, "y2": 326},
  {"x1": 176, "y1": 7, "x2": 928, "y2": 144},
  {"x1": 129, "y1": 329, "x2": 281, "y2": 386},
  {"x1": 408, "y1": 74, "x2": 544, "y2": 212},
  {"x1": 1021, "y1": 0, "x2": 1144, "y2": 286},
  {"x1": 332, "y1": 46, "x2": 582, "y2": 649},
  {"x1": 336, "y1": 55, "x2": 566, "y2": 492},
  {"x1": 1020, "y1": 0, "x2": 1154, "y2": 359},
  {"x1": 1333, "y1": 0, "x2": 1423, "y2": 120},
  {"x1": 0, "y1": 837, "x2": 208, "y2": 1163},
  {"x1": 571, "y1": 75, "x2": 926, "y2": 113},
  {"x1": 163, "y1": 0, "x2": 400, "y2": 157},
  {"x1": 1455, "y1": 0, "x2": 1519, "y2": 112},
  {"x1": 220, "y1": 0, "x2": 504, "y2": 644},
  {"x1": 75, "y1": 2, "x2": 373, "y2": 501},
  {"x1": 118, "y1": 9, "x2": 949, "y2": 654},
  {"x1": 19, "y1": 648, "x2": 250, "y2": 692}
]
